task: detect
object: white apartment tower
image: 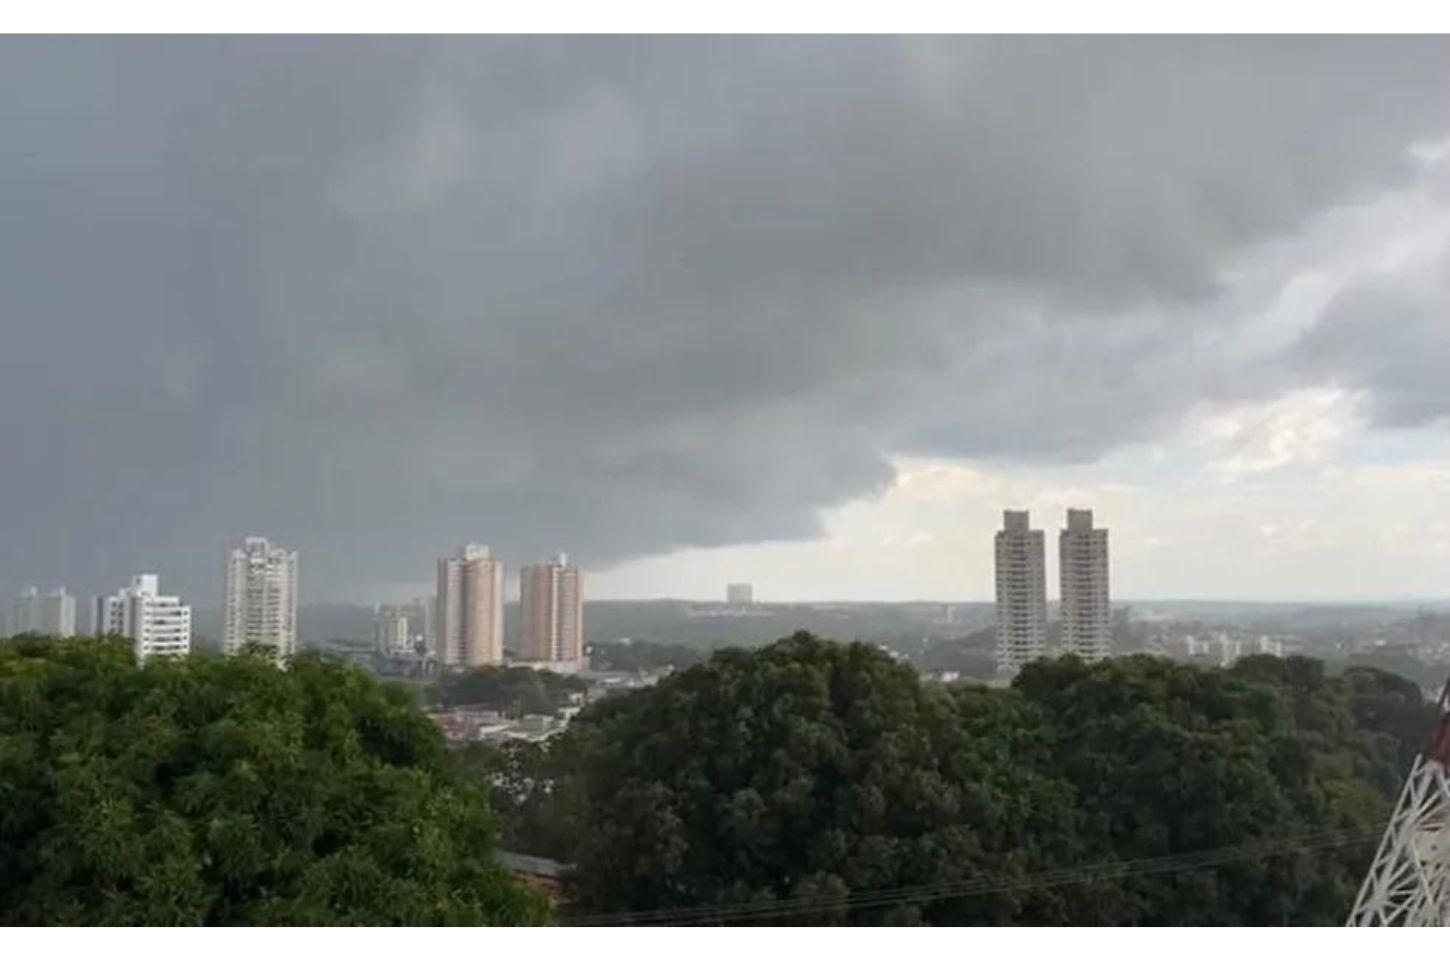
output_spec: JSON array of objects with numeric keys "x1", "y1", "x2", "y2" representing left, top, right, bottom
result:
[
  {"x1": 92, "y1": 575, "x2": 192, "y2": 662},
  {"x1": 520, "y1": 553, "x2": 584, "y2": 664},
  {"x1": 1060, "y1": 508, "x2": 1111, "y2": 663},
  {"x1": 223, "y1": 536, "x2": 298, "y2": 662},
  {"x1": 435, "y1": 544, "x2": 504, "y2": 669},
  {"x1": 994, "y1": 510, "x2": 1047, "y2": 676}
]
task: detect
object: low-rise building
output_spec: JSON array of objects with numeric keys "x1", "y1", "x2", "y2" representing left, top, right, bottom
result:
[{"x1": 92, "y1": 575, "x2": 191, "y2": 662}]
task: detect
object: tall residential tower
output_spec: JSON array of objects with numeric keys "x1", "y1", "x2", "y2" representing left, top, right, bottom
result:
[
  {"x1": 994, "y1": 510, "x2": 1047, "y2": 677},
  {"x1": 435, "y1": 544, "x2": 504, "y2": 669},
  {"x1": 223, "y1": 536, "x2": 298, "y2": 662},
  {"x1": 1060, "y1": 508, "x2": 1111, "y2": 663},
  {"x1": 520, "y1": 553, "x2": 584, "y2": 665}
]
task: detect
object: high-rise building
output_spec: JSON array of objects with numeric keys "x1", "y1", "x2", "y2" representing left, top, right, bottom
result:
[
  {"x1": 520, "y1": 553, "x2": 584, "y2": 665},
  {"x1": 727, "y1": 582, "x2": 754, "y2": 605},
  {"x1": 41, "y1": 588, "x2": 76, "y2": 637},
  {"x1": 92, "y1": 574, "x2": 191, "y2": 662},
  {"x1": 994, "y1": 510, "x2": 1047, "y2": 676},
  {"x1": 9, "y1": 586, "x2": 41, "y2": 636},
  {"x1": 1060, "y1": 508, "x2": 1111, "y2": 663},
  {"x1": 223, "y1": 536, "x2": 298, "y2": 662},
  {"x1": 435, "y1": 544, "x2": 504, "y2": 669}
]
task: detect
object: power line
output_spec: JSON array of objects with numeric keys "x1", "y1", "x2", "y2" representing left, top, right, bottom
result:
[{"x1": 562, "y1": 824, "x2": 1384, "y2": 926}]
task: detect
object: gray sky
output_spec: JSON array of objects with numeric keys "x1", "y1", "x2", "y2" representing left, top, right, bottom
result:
[{"x1": 5, "y1": 36, "x2": 1450, "y2": 605}]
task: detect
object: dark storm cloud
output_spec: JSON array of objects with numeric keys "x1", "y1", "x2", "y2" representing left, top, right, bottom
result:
[
  {"x1": 3, "y1": 36, "x2": 1450, "y2": 600},
  {"x1": 1290, "y1": 274, "x2": 1450, "y2": 430}
]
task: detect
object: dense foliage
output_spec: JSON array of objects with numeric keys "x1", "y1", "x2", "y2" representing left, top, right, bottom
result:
[
  {"x1": 432, "y1": 665, "x2": 586, "y2": 716},
  {"x1": 488, "y1": 633, "x2": 1433, "y2": 925},
  {"x1": 0, "y1": 637, "x2": 548, "y2": 925}
]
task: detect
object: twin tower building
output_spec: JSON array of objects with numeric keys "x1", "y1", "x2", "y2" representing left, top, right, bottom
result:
[
  {"x1": 434, "y1": 545, "x2": 583, "y2": 670},
  {"x1": 994, "y1": 508, "x2": 1110, "y2": 677}
]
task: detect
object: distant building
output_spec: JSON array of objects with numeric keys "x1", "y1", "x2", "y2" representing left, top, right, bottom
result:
[
  {"x1": 9, "y1": 586, "x2": 41, "y2": 636},
  {"x1": 995, "y1": 510, "x2": 1047, "y2": 676},
  {"x1": 374, "y1": 604, "x2": 413, "y2": 656},
  {"x1": 1250, "y1": 635, "x2": 1287, "y2": 657},
  {"x1": 1059, "y1": 508, "x2": 1111, "y2": 663},
  {"x1": 520, "y1": 553, "x2": 584, "y2": 665},
  {"x1": 436, "y1": 544, "x2": 504, "y2": 669},
  {"x1": 372, "y1": 597, "x2": 431, "y2": 658},
  {"x1": 406, "y1": 595, "x2": 432, "y2": 649},
  {"x1": 8, "y1": 586, "x2": 77, "y2": 639},
  {"x1": 223, "y1": 536, "x2": 298, "y2": 662},
  {"x1": 727, "y1": 582, "x2": 754, "y2": 605},
  {"x1": 92, "y1": 575, "x2": 191, "y2": 662},
  {"x1": 41, "y1": 588, "x2": 76, "y2": 637}
]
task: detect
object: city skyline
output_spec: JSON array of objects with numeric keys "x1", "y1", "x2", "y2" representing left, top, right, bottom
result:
[{"x1": 18, "y1": 510, "x2": 1450, "y2": 611}]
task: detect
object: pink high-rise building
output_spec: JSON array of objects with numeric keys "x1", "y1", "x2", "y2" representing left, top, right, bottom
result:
[
  {"x1": 520, "y1": 553, "x2": 583, "y2": 664},
  {"x1": 435, "y1": 544, "x2": 504, "y2": 669}
]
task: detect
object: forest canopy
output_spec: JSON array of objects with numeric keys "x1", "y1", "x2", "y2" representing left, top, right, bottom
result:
[
  {"x1": 479, "y1": 633, "x2": 1433, "y2": 925},
  {"x1": 0, "y1": 637, "x2": 547, "y2": 925}
]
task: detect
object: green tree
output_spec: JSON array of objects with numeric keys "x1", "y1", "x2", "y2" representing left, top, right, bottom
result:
[
  {"x1": 0, "y1": 637, "x2": 548, "y2": 925},
  {"x1": 554, "y1": 633, "x2": 1077, "y2": 924},
  {"x1": 517, "y1": 635, "x2": 1422, "y2": 925}
]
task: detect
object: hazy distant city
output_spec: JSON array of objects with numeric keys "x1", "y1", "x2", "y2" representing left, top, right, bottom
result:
[{"x1": 12, "y1": 505, "x2": 1450, "y2": 714}]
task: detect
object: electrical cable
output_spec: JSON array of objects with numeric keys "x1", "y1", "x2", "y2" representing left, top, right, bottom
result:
[{"x1": 560, "y1": 824, "x2": 1384, "y2": 926}]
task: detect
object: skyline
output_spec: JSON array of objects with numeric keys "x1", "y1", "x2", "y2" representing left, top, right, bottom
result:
[
  {"x1": 5, "y1": 37, "x2": 1450, "y2": 604},
  {"x1": 16, "y1": 502, "x2": 1450, "y2": 612}
]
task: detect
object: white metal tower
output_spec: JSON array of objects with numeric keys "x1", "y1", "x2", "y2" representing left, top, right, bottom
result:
[{"x1": 1347, "y1": 683, "x2": 1450, "y2": 926}]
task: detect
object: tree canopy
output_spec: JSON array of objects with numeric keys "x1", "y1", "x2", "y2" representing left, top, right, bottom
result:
[
  {"x1": 490, "y1": 633, "x2": 1433, "y2": 925},
  {"x1": 0, "y1": 637, "x2": 548, "y2": 925}
]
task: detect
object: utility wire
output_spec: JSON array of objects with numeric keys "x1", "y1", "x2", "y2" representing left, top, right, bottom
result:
[{"x1": 561, "y1": 824, "x2": 1384, "y2": 926}]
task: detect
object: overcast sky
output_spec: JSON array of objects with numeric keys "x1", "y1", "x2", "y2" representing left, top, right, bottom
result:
[{"x1": 5, "y1": 36, "x2": 1450, "y2": 606}]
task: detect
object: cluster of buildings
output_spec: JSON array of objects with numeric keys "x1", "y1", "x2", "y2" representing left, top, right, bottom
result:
[
  {"x1": 1176, "y1": 633, "x2": 1288, "y2": 666},
  {"x1": 387, "y1": 545, "x2": 585, "y2": 672},
  {"x1": 88, "y1": 536, "x2": 298, "y2": 663},
  {"x1": 5, "y1": 535, "x2": 298, "y2": 664},
  {"x1": 994, "y1": 507, "x2": 1111, "y2": 677},
  {"x1": 7, "y1": 535, "x2": 586, "y2": 676},
  {"x1": 6, "y1": 586, "x2": 77, "y2": 638}
]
